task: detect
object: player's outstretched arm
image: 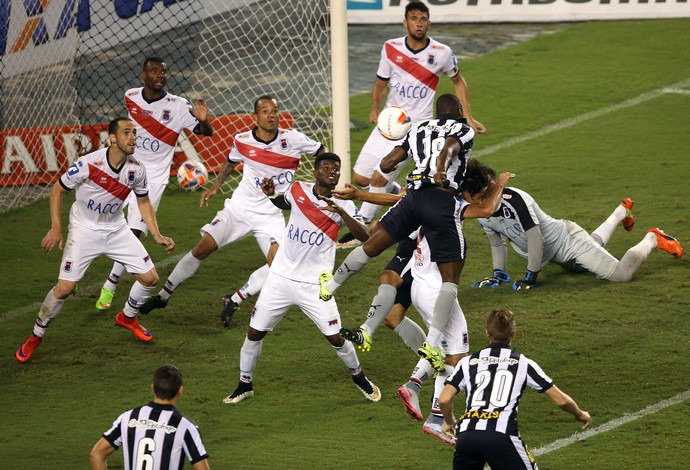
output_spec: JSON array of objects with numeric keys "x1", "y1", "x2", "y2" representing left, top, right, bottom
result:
[
  {"x1": 200, "y1": 159, "x2": 239, "y2": 207},
  {"x1": 332, "y1": 183, "x2": 403, "y2": 206},
  {"x1": 41, "y1": 183, "x2": 67, "y2": 252},
  {"x1": 438, "y1": 384, "x2": 458, "y2": 437},
  {"x1": 545, "y1": 385, "x2": 592, "y2": 431},
  {"x1": 136, "y1": 195, "x2": 175, "y2": 253}
]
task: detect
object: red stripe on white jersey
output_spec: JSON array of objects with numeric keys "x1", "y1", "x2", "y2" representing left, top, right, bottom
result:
[
  {"x1": 88, "y1": 164, "x2": 132, "y2": 201},
  {"x1": 125, "y1": 96, "x2": 180, "y2": 147},
  {"x1": 235, "y1": 140, "x2": 301, "y2": 170},
  {"x1": 385, "y1": 43, "x2": 440, "y2": 90},
  {"x1": 291, "y1": 183, "x2": 339, "y2": 241}
]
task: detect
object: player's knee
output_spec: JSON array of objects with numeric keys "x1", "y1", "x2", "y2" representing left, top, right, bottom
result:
[
  {"x1": 53, "y1": 282, "x2": 77, "y2": 299},
  {"x1": 137, "y1": 270, "x2": 159, "y2": 287},
  {"x1": 379, "y1": 270, "x2": 403, "y2": 288},
  {"x1": 328, "y1": 334, "x2": 345, "y2": 348},
  {"x1": 191, "y1": 235, "x2": 218, "y2": 260},
  {"x1": 383, "y1": 307, "x2": 405, "y2": 330},
  {"x1": 247, "y1": 327, "x2": 266, "y2": 341},
  {"x1": 352, "y1": 173, "x2": 371, "y2": 187},
  {"x1": 370, "y1": 171, "x2": 388, "y2": 188}
]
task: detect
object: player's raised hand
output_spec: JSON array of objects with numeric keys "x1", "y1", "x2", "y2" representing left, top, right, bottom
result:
[
  {"x1": 41, "y1": 227, "x2": 63, "y2": 252},
  {"x1": 190, "y1": 98, "x2": 209, "y2": 122},
  {"x1": 317, "y1": 195, "x2": 341, "y2": 214},
  {"x1": 468, "y1": 117, "x2": 486, "y2": 135},
  {"x1": 154, "y1": 234, "x2": 175, "y2": 253}
]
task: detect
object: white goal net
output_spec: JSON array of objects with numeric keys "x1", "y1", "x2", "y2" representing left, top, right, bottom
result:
[{"x1": 1, "y1": 0, "x2": 333, "y2": 212}]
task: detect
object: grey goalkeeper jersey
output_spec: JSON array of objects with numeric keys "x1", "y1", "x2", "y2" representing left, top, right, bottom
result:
[{"x1": 478, "y1": 187, "x2": 568, "y2": 269}]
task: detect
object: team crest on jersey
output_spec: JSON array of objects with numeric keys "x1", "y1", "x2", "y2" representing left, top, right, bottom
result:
[
  {"x1": 63, "y1": 261, "x2": 72, "y2": 272},
  {"x1": 427, "y1": 54, "x2": 435, "y2": 65},
  {"x1": 280, "y1": 138, "x2": 288, "y2": 149},
  {"x1": 162, "y1": 109, "x2": 172, "y2": 122},
  {"x1": 128, "y1": 170, "x2": 136, "y2": 183},
  {"x1": 503, "y1": 207, "x2": 512, "y2": 218}
]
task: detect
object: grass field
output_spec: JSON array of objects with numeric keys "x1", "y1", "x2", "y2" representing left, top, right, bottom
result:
[{"x1": 2, "y1": 19, "x2": 690, "y2": 469}]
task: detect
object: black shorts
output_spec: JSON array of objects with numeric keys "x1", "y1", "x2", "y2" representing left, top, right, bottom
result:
[
  {"x1": 379, "y1": 186, "x2": 467, "y2": 263},
  {"x1": 383, "y1": 236, "x2": 416, "y2": 310},
  {"x1": 454, "y1": 430, "x2": 537, "y2": 470}
]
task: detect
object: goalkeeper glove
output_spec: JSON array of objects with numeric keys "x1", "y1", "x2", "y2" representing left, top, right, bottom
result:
[
  {"x1": 512, "y1": 270, "x2": 539, "y2": 291},
  {"x1": 472, "y1": 269, "x2": 510, "y2": 288}
]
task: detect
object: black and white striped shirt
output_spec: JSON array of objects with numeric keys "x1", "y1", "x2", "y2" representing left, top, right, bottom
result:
[
  {"x1": 400, "y1": 116, "x2": 474, "y2": 190},
  {"x1": 102, "y1": 402, "x2": 208, "y2": 470},
  {"x1": 446, "y1": 343, "x2": 554, "y2": 436}
]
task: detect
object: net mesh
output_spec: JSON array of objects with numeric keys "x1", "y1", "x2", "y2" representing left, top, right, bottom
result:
[{"x1": 1, "y1": 0, "x2": 332, "y2": 212}]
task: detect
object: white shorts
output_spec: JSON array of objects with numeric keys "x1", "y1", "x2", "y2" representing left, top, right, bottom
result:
[
  {"x1": 554, "y1": 220, "x2": 618, "y2": 280},
  {"x1": 125, "y1": 182, "x2": 166, "y2": 234},
  {"x1": 353, "y1": 127, "x2": 404, "y2": 181},
  {"x1": 58, "y1": 223, "x2": 155, "y2": 282},
  {"x1": 201, "y1": 197, "x2": 286, "y2": 256},
  {"x1": 250, "y1": 272, "x2": 343, "y2": 336},
  {"x1": 410, "y1": 281, "x2": 469, "y2": 356}
]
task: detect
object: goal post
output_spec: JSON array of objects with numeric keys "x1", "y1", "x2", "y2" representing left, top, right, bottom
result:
[{"x1": 1, "y1": 0, "x2": 344, "y2": 212}]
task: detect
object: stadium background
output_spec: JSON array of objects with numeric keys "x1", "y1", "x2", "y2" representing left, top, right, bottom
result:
[{"x1": 1, "y1": 1, "x2": 689, "y2": 468}]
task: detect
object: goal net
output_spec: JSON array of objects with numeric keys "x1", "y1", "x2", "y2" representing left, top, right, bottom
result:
[{"x1": 1, "y1": 0, "x2": 333, "y2": 213}]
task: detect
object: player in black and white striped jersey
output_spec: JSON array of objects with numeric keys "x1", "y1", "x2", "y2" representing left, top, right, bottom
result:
[
  {"x1": 90, "y1": 365, "x2": 209, "y2": 470},
  {"x1": 439, "y1": 309, "x2": 591, "y2": 469},
  {"x1": 320, "y1": 93, "x2": 474, "y2": 369}
]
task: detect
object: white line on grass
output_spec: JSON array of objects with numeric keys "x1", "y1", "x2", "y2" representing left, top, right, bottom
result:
[
  {"x1": 0, "y1": 253, "x2": 184, "y2": 323},
  {"x1": 533, "y1": 388, "x2": 690, "y2": 456},
  {"x1": 474, "y1": 78, "x2": 690, "y2": 158}
]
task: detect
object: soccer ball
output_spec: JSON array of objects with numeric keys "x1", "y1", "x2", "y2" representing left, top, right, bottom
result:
[
  {"x1": 176, "y1": 160, "x2": 208, "y2": 190},
  {"x1": 377, "y1": 106, "x2": 412, "y2": 141}
]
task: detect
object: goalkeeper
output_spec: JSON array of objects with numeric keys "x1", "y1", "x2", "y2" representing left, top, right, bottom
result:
[{"x1": 472, "y1": 182, "x2": 682, "y2": 290}]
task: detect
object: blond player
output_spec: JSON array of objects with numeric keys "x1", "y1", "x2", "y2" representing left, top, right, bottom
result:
[{"x1": 16, "y1": 118, "x2": 175, "y2": 363}]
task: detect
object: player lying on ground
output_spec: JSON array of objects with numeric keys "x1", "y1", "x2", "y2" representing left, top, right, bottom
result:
[{"x1": 471, "y1": 185, "x2": 682, "y2": 290}]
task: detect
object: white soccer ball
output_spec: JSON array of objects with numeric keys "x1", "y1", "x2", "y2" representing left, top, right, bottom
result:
[
  {"x1": 176, "y1": 160, "x2": 208, "y2": 190},
  {"x1": 377, "y1": 106, "x2": 412, "y2": 141}
]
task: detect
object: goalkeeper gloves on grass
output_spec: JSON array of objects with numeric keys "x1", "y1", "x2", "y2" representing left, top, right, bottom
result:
[
  {"x1": 512, "y1": 270, "x2": 539, "y2": 291},
  {"x1": 472, "y1": 269, "x2": 511, "y2": 288}
]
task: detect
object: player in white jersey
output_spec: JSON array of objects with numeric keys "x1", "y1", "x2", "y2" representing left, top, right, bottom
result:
[
  {"x1": 90, "y1": 365, "x2": 210, "y2": 470},
  {"x1": 15, "y1": 118, "x2": 176, "y2": 363},
  {"x1": 339, "y1": 1, "x2": 486, "y2": 247},
  {"x1": 471, "y1": 184, "x2": 683, "y2": 291},
  {"x1": 439, "y1": 309, "x2": 591, "y2": 469},
  {"x1": 97, "y1": 57, "x2": 213, "y2": 311},
  {"x1": 139, "y1": 95, "x2": 325, "y2": 316},
  {"x1": 223, "y1": 153, "x2": 381, "y2": 404}
]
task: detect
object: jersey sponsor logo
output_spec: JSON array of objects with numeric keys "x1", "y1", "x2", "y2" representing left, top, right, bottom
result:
[
  {"x1": 136, "y1": 135, "x2": 161, "y2": 152},
  {"x1": 391, "y1": 81, "x2": 429, "y2": 100},
  {"x1": 287, "y1": 223, "x2": 326, "y2": 247},
  {"x1": 254, "y1": 170, "x2": 293, "y2": 189},
  {"x1": 469, "y1": 356, "x2": 519, "y2": 366},
  {"x1": 460, "y1": 410, "x2": 500, "y2": 420},
  {"x1": 290, "y1": 183, "x2": 339, "y2": 241},
  {"x1": 127, "y1": 418, "x2": 177, "y2": 434},
  {"x1": 86, "y1": 198, "x2": 121, "y2": 214}
]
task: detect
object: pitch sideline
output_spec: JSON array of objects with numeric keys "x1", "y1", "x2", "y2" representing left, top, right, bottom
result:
[
  {"x1": 534, "y1": 388, "x2": 690, "y2": 456},
  {"x1": 474, "y1": 78, "x2": 690, "y2": 158}
]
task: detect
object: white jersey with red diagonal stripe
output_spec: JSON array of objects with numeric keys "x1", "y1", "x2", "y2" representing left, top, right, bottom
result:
[
  {"x1": 227, "y1": 128, "x2": 323, "y2": 214},
  {"x1": 270, "y1": 182, "x2": 361, "y2": 284},
  {"x1": 125, "y1": 88, "x2": 200, "y2": 184},
  {"x1": 60, "y1": 148, "x2": 148, "y2": 231},
  {"x1": 377, "y1": 36, "x2": 459, "y2": 122}
]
